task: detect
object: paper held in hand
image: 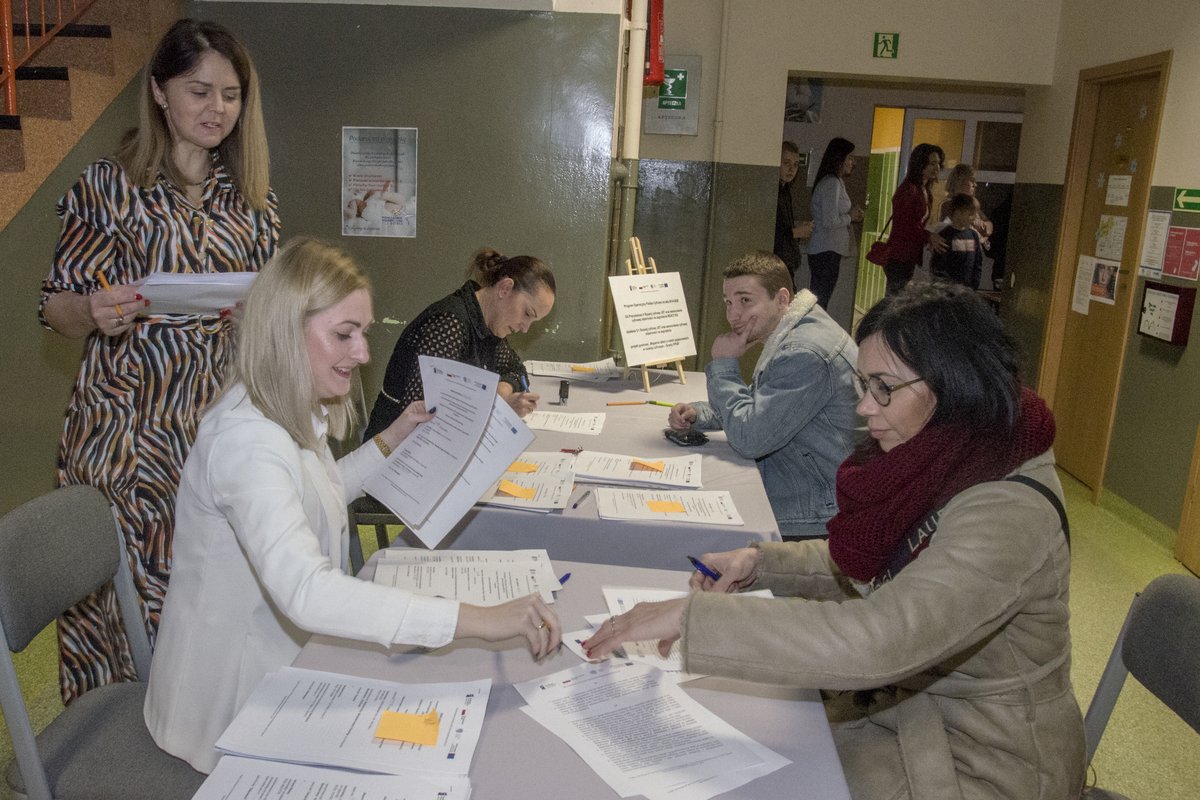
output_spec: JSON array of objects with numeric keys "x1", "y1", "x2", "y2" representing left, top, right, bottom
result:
[
  {"x1": 362, "y1": 356, "x2": 534, "y2": 548},
  {"x1": 136, "y1": 271, "x2": 256, "y2": 315}
]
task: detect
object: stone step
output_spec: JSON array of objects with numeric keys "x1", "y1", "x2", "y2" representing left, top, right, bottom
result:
[
  {"x1": 14, "y1": 65, "x2": 72, "y2": 120},
  {"x1": 0, "y1": 115, "x2": 23, "y2": 173}
]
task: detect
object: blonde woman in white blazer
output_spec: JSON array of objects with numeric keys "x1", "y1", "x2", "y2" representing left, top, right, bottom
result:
[{"x1": 144, "y1": 238, "x2": 561, "y2": 773}]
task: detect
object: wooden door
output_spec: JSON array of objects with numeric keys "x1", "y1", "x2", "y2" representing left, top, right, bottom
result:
[{"x1": 1040, "y1": 53, "x2": 1170, "y2": 498}]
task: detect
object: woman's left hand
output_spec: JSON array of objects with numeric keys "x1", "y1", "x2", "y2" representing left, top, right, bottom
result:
[
  {"x1": 928, "y1": 231, "x2": 948, "y2": 253},
  {"x1": 378, "y1": 401, "x2": 435, "y2": 452},
  {"x1": 582, "y1": 597, "x2": 687, "y2": 659}
]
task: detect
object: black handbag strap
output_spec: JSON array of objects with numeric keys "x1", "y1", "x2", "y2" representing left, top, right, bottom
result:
[{"x1": 868, "y1": 475, "x2": 1069, "y2": 590}]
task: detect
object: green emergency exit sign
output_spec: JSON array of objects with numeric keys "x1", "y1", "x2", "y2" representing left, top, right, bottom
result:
[
  {"x1": 874, "y1": 33, "x2": 899, "y2": 59},
  {"x1": 1174, "y1": 187, "x2": 1200, "y2": 213}
]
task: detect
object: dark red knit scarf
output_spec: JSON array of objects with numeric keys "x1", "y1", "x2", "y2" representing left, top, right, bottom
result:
[{"x1": 827, "y1": 387, "x2": 1056, "y2": 583}]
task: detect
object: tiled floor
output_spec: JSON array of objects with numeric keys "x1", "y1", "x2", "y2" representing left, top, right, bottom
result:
[{"x1": 2, "y1": 473, "x2": 1197, "y2": 796}]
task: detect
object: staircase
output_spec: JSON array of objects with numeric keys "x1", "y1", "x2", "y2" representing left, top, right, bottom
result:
[{"x1": 0, "y1": 0, "x2": 182, "y2": 231}]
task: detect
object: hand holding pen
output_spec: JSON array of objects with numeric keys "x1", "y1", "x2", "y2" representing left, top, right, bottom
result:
[
  {"x1": 687, "y1": 547, "x2": 761, "y2": 593},
  {"x1": 505, "y1": 374, "x2": 540, "y2": 417},
  {"x1": 89, "y1": 273, "x2": 147, "y2": 337}
]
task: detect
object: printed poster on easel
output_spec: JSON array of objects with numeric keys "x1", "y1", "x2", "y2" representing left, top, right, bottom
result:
[
  {"x1": 609, "y1": 271, "x2": 697, "y2": 367},
  {"x1": 341, "y1": 126, "x2": 417, "y2": 238}
]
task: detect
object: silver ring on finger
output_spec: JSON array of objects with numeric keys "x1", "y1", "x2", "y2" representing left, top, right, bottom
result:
[
  {"x1": 116, "y1": 314, "x2": 125, "y2": 324},
  {"x1": 535, "y1": 619, "x2": 547, "y2": 631}
]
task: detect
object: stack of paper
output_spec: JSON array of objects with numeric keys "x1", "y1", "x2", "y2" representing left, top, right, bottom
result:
[
  {"x1": 137, "y1": 271, "x2": 256, "y2": 315},
  {"x1": 524, "y1": 409, "x2": 606, "y2": 435},
  {"x1": 594, "y1": 488, "x2": 744, "y2": 526},
  {"x1": 572, "y1": 450, "x2": 702, "y2": 489},
  {"x1": 478, "y1": 452, "x2": 576, "y2": 512},
  {"x1": 363, "y1": 357, "x2": 535, "y2": 547},
  {"x1": 216, "y1": 666, "x2": 490, "y2": 780},
  {"x1": 524, "y1": 357, "x2": 624, "y2": 382},
  {"x1": 515, "y1": 660, "x2": 789, "y2": 800},
  {"x1": 193, "y1": 756, "x2": 472, "y2": 800},
  {"x1": 374, "y1": 548, "x2": 564, "y2": 603}
]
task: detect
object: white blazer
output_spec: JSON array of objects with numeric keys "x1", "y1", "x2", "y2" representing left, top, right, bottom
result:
[{"x1": 144, "y1": 385, "x2": 458, "y2": 772}]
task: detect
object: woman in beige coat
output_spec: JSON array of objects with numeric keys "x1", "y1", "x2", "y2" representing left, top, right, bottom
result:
[{"x1": 586, "y1": 282, "x2": 1086, "y2": 800}]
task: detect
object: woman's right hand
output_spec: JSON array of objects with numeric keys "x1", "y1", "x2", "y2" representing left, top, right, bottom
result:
[
  {"x1": 45, "y1": 284, "x2": 146, "y2": 338},
  {"x1": 455, "y1": 593, "x2": 562, "y2": 660},
  {"x1": 687, "y1": 547, "x2": 761, "y2": 593}
]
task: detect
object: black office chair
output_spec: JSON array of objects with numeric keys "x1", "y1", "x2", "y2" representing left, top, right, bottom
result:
[
  {"x1": 0, "y1": 486, "x2": 205, "y2": 800},
  {"x1": 1082, "y1": 573, "x2": 1200, "y2": 799}
]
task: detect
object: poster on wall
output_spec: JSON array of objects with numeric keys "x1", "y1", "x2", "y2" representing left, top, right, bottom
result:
[
  {"x1": 1138, "y1": 210, "x2": 1171, "y2": 278},
  {"x1": 784, "y1": 77, "x2": 822, "y2": 123},
  {"x1": 341, "y1": 127, "x2": 417, "y2": 238},
  {"x1": 1090, "y1": 257, "x2": 1120, "y2": 305},
  {"x1": 643, "y1": 55, "x2": 701, "y2": 135},
  {"x1": 1163, "y1": 225, "x2": 1200, "y2": 281},
  {"x1": 1095, "y1": 214, "x2": 1127, "y2": 261}
]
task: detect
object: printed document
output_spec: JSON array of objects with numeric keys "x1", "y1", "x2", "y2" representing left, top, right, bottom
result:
[
  {"x1": 573, "y1": 451, "x2": 701, "y2": 489},
  {"x1": 378, "y1": 547, "x2": 560, "y2": 589},
  {"x1": 193, "y1": 756, "x2": 472, "y2": 800},
  {"x1": 515, "y1": 660, "x2": 788, "y2": 800},
  {"x1": 479, "y1": 451, "x2": 576, "y2": 511},
  {"x1": 374, "y1": 553, "x2": 560, "y2": 604},
  {"x1": 402, "y1": 393, "x2": 534, "y2": 545},
  {"x1": 525, "y1": 357, "x2": 623, "y2": 382},
  {"x1": 595, "y1": 489, "x2": 743, "y2": 526},
  {"x1": 136, "y1": 271, "x2": 255, "y2": 315},
  {"x1": 525, "y1": 410, "x2": 606, "y2": 435},
  {"x1": 215, "y1": 667, "x2": 490, "y2": 777}
]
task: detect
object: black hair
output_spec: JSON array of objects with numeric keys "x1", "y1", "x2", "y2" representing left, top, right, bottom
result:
[
  {"x1": 813, "y1": 137, "x2": 855, "y2": 187},
  {"x1": 469, "y1": 248, "x2": 556, "y2": 295},
  {"x1": 903, "y1": 142, "x2": 946, "y2": 187},
  {"x1": 855, "y1": 282, "x2": 1020, "y2": 431}
]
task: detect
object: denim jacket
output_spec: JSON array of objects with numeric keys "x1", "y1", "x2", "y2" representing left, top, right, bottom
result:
[{"x1": 691, "y1": 290, "x2": 860, "y2": 536}]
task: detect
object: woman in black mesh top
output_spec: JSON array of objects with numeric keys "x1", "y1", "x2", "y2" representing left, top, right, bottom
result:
[{"x1": 364, "y1": 248, "x2": 556, "y2": 440}]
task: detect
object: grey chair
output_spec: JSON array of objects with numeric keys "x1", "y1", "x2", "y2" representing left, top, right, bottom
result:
[
  {"x1": 1082, "y1": 573, "x2": 1200, "y2": 799},
  {"x1": 0, "y1": 486, "x2": 205, "y2": 800}
]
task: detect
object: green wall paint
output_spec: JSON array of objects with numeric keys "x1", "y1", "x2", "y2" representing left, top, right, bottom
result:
[{"x1": 192, "y1": 1, "x2": 619, "y2": 394}]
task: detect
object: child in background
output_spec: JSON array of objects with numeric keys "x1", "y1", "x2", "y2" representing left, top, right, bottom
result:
[{"x1": 931, "y1": 193, "x2": 984, "y2": 289}]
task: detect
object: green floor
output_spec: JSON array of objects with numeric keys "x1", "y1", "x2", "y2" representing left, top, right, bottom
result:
[{"x1": 2, "y1": 480, "x2": 1196, "y2": 795}]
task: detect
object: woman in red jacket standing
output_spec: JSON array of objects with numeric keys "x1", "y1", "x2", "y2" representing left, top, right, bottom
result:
[{"x1": 884, "y1": 143, "x2": 948, "y2": 295}]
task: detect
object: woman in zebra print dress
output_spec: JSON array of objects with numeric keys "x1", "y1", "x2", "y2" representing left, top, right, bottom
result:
[{"x1": 39, "y1": 19, "x2": 280, "y2": 701}]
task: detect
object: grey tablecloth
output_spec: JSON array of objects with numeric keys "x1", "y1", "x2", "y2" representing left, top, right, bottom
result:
[
  {"x1": 393, "y1": 371, "x2": 782, "y2": 569},
  {"x1": 295, "y1": 559, "x2": 851, "y2": 800}
]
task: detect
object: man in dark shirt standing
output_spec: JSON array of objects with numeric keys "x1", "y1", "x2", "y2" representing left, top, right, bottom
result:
[{"x1": 775, "y1": 141, "x2": 812, "y2": 289}]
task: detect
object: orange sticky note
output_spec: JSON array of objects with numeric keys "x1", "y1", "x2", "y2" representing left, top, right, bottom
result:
[
  {"x1": 630, "y1": 459, "x2": 665, "y2": 472},
  {"x1": 647, "y1": 500, "x2": 686, "y2": 513},
  {"x1": 570, "y1": 364, "x2": 597, "y2": 373},
  {"x1": 497, "y1": 480, "x2": 537, "y2": 499},
  {"x1": 507, "y1": 460, "x2": 539, "y2": 473},
  {"x1": 375, "y1": 710, "x2": 439, "y2": 745}
]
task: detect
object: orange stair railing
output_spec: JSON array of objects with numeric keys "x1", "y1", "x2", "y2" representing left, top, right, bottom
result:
[{"x1": 1, "y1": 0, "x2": 101, "y2": 115}]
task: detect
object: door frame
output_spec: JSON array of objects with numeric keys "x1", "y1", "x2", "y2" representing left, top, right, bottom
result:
[{"x1": 1037, "y1": 51, "x2": 1172, "y2": 503}]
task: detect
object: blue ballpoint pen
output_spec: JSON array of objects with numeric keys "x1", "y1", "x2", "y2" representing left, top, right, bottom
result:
[
  {"x1": 558, "y1": 572, "x2": 572, "y2": 586},
  {"x1": 519, "y1": 374, "x2": 530, "y2": 393},
  {"x1": 687, "y1": 555, "x2": 722, "y2": 581}
]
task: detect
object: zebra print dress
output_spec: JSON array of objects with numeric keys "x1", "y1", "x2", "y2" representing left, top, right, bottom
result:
[{"x1": 40, "y1": 157, "x2": 280, "y2": 702}]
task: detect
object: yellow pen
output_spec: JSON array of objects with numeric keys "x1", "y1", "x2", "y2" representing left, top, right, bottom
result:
[
  {"x1": 647, "y1": 400, "x2": 675, "y2": 407},
  {"x1": 95, "y1": 271, "x2": 124, "y2": 318}
]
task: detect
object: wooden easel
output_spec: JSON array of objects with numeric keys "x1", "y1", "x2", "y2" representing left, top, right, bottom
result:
[{"x1": 624, "y1": 237, "x2": 686, "y2": 392}]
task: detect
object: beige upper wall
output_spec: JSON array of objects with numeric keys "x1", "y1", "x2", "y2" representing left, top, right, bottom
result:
[
  {"x1": 1019, "y1": 0, "x2": 1200, "y2": 185},
  {"x1": 644, "y1": 0, "x2": 1060, "y2": 167}
]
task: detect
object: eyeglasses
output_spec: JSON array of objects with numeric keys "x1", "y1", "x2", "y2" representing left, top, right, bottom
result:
[{"x1": 854, "y1": 371, "x2": 925, "y2": 407}]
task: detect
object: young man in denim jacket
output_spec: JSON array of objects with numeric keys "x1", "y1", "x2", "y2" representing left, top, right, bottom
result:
[{"x1": 668, "y1": 251, "x2": 860, "y2": 538}]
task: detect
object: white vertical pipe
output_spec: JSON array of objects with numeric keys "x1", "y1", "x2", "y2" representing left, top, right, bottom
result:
[{"x1": 621, "y1": 0, "x2": 648, "y2": 161}]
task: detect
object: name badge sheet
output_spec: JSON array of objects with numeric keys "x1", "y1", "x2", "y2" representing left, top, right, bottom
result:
[
  {"x1": 479, "y1": 451, "x2": 576, "y2": 511},
  {"x1": 515, "y1": 660, "x2": 789, "y2": 800},
  {"x1": 215, "y1": 667, "x2": 490, "y2": 777}
]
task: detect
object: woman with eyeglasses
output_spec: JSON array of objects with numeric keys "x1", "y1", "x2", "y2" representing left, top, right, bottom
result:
[{"x1": 586, "y1": 282, "x2": 1084, "y2": 800}]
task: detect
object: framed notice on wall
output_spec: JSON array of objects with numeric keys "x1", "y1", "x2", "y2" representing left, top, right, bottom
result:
[
  {"x1": 643, "y1": 55, "x2": 701, "y2": 136},
  {"x1": 1137, "y1": 280, "x2": 1196, "y2": 346}
]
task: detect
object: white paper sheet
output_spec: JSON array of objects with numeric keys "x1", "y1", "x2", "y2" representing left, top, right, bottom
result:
[
  {"x1": 378, "y1": 547, "x2": 562, "y2": 590},
  {"x1": 524, "y1": 410, "x2": 607, "y2": 435},
  {"x1": 514, "y1": 660, "x2": 789, "y2": 800},
  {"x1": 1140, "y1": 210, "x2": 1171, "y2": 277},
  {"x1": 215, "y1": 667, "x2": 490, "y2": 777},
  {"x1": 1072, "y1": 255, "x2": 1094, "y2": 315},
  {"x1": 608, "y1": 272, "x2": 698, "y2": 368},
  {"x1": 573, "y1": 451, "x2": 701, "y2": 489},
  {"x1": 478, "y1": 451, "x2": 576, "y2": 511},
  {"x1": 363, "y1": 358, "x2": 498, "y2": 528},
  {"x1": 374, "y1": 558, "x2": 557, "y2": 604},
  {"x1": 402, "y1": 394, "x2": 535, "y2": 546},
  {"x1": 136, "y1": 271, "x2": 255, "y2": 315},
  {"x1": 525, "y1": 358, "x2": 624, "y2": 382},
  {"x1": 194, "y1": 756, "x2": 473, "y2": 800},
  {"x1": 594, "y1": 488, "x2": 743, "y2": 526}
]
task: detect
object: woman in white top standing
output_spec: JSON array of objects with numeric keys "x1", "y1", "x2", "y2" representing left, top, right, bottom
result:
[
  {"x1": 145, "y1": 237, "x2": 562, "y2": 773},
  {"x1": 807, "y1": 137, "x2": 864, "y2": 310}
]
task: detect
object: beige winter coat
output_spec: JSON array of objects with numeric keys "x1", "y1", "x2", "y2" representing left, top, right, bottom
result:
[{"x1": 682, "y1": 449, "x2": 1085, "y2": 799}]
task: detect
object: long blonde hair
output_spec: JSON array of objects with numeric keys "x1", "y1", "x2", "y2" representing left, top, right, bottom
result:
[
  {"x1": 232, "y1": 238, "x2": 370, "y2": 450},
  {"x1": 116, "y1": 18, "x2": 270, "y2": 208}
]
